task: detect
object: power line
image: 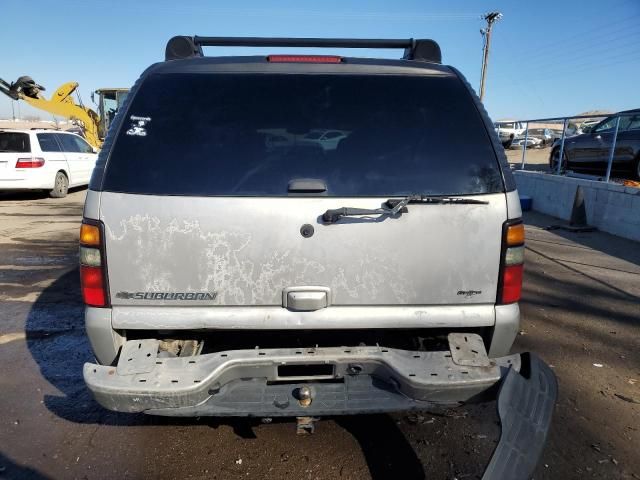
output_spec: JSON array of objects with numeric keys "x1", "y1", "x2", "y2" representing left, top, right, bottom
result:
[
  {"x1": 516, "y1": 20, "x2": 640, "y2": 66},
  {"x1": 524, "y1": 45, "x2": 640, "y2": 81},
  {"x1": 516, "y1": 50, "x2": 640, "y2": 84},
  {"x1": 519, "y1": 37, "x2": 640, "y2": 75},
  {"x1": 512, "y1": 11, "x2": 640, "y2": 58}
]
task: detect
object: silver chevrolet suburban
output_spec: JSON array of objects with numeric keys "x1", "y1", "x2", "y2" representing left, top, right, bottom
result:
[{"x1": 81, "y1": 36, "x2": 556, "y2": 477}]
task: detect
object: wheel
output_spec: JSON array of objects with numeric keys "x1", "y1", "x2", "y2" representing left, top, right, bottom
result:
[
  {"x1": 635, "y1": 156, "x2": 640, "y2": 180},
  {"x1": 550, "y1": 149, "x2": 567, "y2": 173},
  {"x1": 49, "y1": 171, "x2": 69, "y2": 198}
]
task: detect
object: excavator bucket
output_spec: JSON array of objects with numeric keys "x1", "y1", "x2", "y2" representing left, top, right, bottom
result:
[{"x1": 0, "y1": 76, "x2": 45, "y2": 100}]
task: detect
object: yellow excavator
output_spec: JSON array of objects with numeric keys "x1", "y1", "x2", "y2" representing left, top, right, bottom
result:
[{"x1": 0, "y1": 76, "x2": 128, "y2": 149}]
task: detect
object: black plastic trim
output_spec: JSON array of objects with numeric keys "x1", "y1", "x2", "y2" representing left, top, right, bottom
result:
[
  {"x1": 89, "y1": 67, "x2": 151, "y2": 191},
  {"x1": 448, "y1": 66, "x2": 516, "y2": 193}
]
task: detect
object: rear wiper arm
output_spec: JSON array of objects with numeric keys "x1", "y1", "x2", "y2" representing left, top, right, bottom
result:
[{"x1": 322, "y1": 195, "x2": 489, "y2": 224}]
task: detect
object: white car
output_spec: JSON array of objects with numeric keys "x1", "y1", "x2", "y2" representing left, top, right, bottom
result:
[
  {"x1": 510, "y1": 135, "x2": 543, "y2": 149},
  {"x1": 494, "y1": 121, "x2": 526, "y2": 147},
  {"x1": 0, "y1": 129, "x2": 97, "y2": 198}
]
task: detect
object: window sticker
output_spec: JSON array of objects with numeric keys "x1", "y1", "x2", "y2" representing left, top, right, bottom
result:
[{"x1": 126, "y1": 115, "x2": 152, "y2": 137}]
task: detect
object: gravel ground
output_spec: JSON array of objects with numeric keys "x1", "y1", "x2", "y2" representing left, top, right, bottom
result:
[{"x1": 0, "y1": 189, "x2": 638, "y2": 479}]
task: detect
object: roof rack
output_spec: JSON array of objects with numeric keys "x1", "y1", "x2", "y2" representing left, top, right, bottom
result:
[{"x1": 165, "y1": 36, "x2": 441, "y2": 64}]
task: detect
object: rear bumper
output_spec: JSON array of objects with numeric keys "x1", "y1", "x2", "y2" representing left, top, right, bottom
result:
[
  {"x1": 83, "y1": 333, "x2": 549, "y2": 418},
  {"x1": 0, "y1": 176, "x2": 52, "y2": 190},
  {"x1": 85, "y1": 349, "x2": 517, "y2": 415},
  {"x1": 85, "y1": 335, "x2": 557, "y2": 478}
]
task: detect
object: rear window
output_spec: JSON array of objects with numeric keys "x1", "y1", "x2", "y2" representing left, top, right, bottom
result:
[
  {"x1": 37, "y1": 133, "x2": 62, "y2": 152},
  {"x1": 103, "y1": 73, "x2": 503, "y2": 196},
  {"x1": 0, "y1": 132, "x2": 30, "y2": 153}
]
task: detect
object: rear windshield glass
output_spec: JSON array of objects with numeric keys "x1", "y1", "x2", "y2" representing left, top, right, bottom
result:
[
  {"x1": 103, "y1": 73, "x2": 503, "y2": 196},
  {"x1": 0, "y1": 132, "x2": 30, "y2": 153}
]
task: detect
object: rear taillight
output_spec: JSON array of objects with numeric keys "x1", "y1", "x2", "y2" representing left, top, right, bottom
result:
[
  {"x1": 498, "y1": 220, "x2": 525, "y2": 304},
  {"x1": 267, "y1": 54, "x2": 342, "y2": 63},
  {"x1": 80, "y1": 265, "x2": 105, "y2": 306},
  {"x1": 79, "y1": 221, "x2": 109, "y2": 307},
  {"x1": 15, "y1": 157, "x2": 45, "y2": 168}
]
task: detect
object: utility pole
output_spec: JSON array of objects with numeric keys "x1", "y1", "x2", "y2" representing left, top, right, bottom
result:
[{"x1": 479, "y1": 11, "x2": 502, "y2": 102}]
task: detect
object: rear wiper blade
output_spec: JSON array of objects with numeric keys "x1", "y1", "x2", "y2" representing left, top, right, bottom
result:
[
  {"x1": 322, "y1": 195, "x2": 489, "y2": 224},
  {"x1": 385, "y1": 195, "x2": 490, "y2": 208}
]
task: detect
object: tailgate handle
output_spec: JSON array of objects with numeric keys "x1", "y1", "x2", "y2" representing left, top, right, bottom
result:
[{"x1": 283, "y1": 286, "x2": 331, "y2": 311}]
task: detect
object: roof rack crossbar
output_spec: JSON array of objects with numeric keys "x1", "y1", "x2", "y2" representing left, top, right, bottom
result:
[
  {"x1": 194, "y1": 36, "x2": 414, "y2": 49},
  {"x1": 165, "y1": 36, "x2": 441, "y2": 64}
]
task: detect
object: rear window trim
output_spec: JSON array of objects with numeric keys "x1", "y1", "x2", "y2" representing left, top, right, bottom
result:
[{"x1": 99, "y1": 70, "x2": 506, "y2": 197}]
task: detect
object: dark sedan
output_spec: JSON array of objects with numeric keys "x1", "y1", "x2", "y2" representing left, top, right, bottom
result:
[{"x1": 550, "y1": 109, "x2": 640, "y2": 179}]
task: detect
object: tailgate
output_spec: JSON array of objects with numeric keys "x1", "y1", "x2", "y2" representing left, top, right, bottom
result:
[{"x1": 101, "y1": 192, "x2": 505, "y2": 307}]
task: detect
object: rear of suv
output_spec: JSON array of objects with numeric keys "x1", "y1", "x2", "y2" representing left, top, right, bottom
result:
[
  {"x1": 0, "y1": 129, "x2": 97, "y2": 197},
  {"x1": 82, "y1": 36, "x2": 556, "y2": 476}
]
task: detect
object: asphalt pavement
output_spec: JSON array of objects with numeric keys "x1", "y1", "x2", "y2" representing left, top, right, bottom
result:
[{"x1": 0, "y1": 189, "x2": 638, "y2": 479}]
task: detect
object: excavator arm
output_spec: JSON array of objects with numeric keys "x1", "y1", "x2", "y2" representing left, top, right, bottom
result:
[{"x1": 0, "y1": 76, "x2": 101, "y2": 149}]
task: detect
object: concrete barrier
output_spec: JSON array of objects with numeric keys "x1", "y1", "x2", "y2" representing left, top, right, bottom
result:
[{"x1": 514, "y1": 171, "x2": 640, "y2": 242}]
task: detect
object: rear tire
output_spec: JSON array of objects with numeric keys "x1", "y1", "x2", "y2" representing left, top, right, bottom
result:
[
  {"x1": 550, "y1": 149, "x2": 567, "y2": 173},
  {"x1": 49, "y1": 172, "x2": 69, "y2": 198}
]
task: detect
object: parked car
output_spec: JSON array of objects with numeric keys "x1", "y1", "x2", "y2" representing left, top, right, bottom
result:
[
  {"x1": 510, "y1": 135, "x2": 542, "y2": 149},
  {"x1": 578, "y1": 119, "x2": 600, "y2": 134},
  {"x1": 550, "y1": 109, "x2": 640, "y2": 178},
  {"x1": 0, "y1": 129, "x2": 97, "y2": 197},
  {"x1": 528, "y1": 128, "x2": 560, "y2": 146},
  {"x1": 264, "y1": 132, "x2": 294, "y2": 150},
  {"x1": 299, "y1": 129, "x2": 349, "y2": 151},
  {"x1": 494, "y1": 121, "x2": 525, "y2": 147},
  {"x1": 80, "y1": 35, "x2": 556, "y2": 475}
]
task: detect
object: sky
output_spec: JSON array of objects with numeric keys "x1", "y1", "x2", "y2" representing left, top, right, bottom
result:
[{"x1": 1, "y1": 0, "x2": 639, "y2": 121}]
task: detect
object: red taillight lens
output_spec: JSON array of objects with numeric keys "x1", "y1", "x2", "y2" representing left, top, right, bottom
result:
[
  {"x1": 80, "y1": 265, "x2": 106, "y2": 307},
  {"x1": 267, "y1": 54, "x2": 342, "y2": 63},
  {"x1": 80, "y1": 220, "x2": 108, "y2": 307},
  {"x1": 498, "y1": 220, "x2": 524, "y2": 305},
  {"x1": 501, "y1": 264, "x2": 523, "y2": 304},
  {"x1": 16, "y1": 157, "x2": 45, "y2": 168}
]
